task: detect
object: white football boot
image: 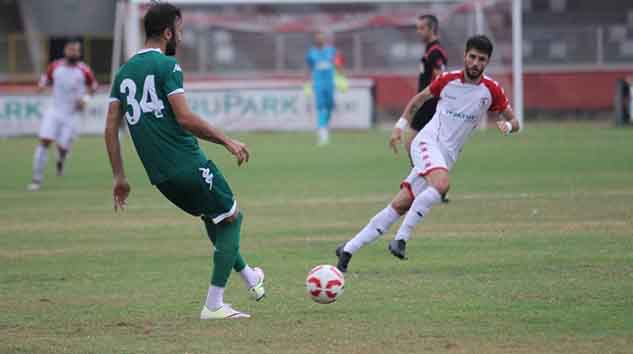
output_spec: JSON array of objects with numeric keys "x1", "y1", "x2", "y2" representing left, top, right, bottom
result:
[
  {"x1": 248, "y1": 267, "x2": 266, "y2": 301},
  {"x1": 317, "y1": 128, "x2": 330, "y2": 146},
  {"x1": 27, "y1": 182, "x2": 41, "y2": 191},
  {"x1": 200, "y1": 304, "x2": 250, "y2": 320}
]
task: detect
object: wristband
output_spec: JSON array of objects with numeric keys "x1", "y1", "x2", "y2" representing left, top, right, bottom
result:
[
  {"x1": 503, "y1": 121, "x2": 513, "y2": 135},
  {"x1": 395, "y1": 117, "x2": 408, "y2": 130}
]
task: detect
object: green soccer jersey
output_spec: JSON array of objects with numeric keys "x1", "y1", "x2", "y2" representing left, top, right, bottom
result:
[{"x1": 109, "y1": 48, "x2": 207, "y2": 185}]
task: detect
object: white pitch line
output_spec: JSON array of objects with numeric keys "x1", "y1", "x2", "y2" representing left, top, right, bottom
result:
[{"x1": 2, "y1": 189, "x2": 633, "y2": 214}]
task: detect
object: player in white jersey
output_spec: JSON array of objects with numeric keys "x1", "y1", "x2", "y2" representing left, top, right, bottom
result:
[
  {"x1": 28, "y1": 39, "x2": 98, "y2": 191},
  {"x1": 336, "y1": 35, "x2": 520, "y2": 272}
]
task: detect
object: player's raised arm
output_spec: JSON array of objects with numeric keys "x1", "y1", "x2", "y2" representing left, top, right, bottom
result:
[
  {"x1": 36, "y1": 63, "x2": 54, "y2": 93},
  {"x1": 487, "y1": 77, "x2": 519, "y2": 135},
  {"x1": 334, "y1": 51, "x2": 345, "y2": 75},
  {"x1": 168, "y1": 93, "x2": 250, "y2": 166},
  {"x1": 390, "y1": 86, "x2": 434, "y2": 154},
  {"x1": 104, "y1": 101, "x2": 130, "y2": 211},
  {"x1": 402, "y1": 86, "x2": 434, "y2": 123},
  {"x1": 496, "y1": 106, "x2": 521, "y2": 135}
]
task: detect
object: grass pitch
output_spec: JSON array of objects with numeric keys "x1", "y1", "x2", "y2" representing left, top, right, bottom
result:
[{"x1": 1, "y1": 122, "x2": 632, "y2": 354}]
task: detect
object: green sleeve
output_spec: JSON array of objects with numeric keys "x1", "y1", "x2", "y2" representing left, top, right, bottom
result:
[{"x1": 163, "y1": 60, "x2": 184, "y2": 97}]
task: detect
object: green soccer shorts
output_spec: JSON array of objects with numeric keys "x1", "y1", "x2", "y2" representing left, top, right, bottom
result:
[{"x1": 156, "y1": 160, "x2": 237, "y2": 224}]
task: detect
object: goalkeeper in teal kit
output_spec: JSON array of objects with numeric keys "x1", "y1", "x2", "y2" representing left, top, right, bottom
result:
[
  {"x1": 104, "y1": 2, "x2": 264, "y2": 320},
  {"x1": 306, "y1": 31, "x2": 344, "y2": 145}
]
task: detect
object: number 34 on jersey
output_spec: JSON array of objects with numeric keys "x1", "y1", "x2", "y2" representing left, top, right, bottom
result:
[{"x1": 120, "y1": 74, "x2": 165, "y2": 125}]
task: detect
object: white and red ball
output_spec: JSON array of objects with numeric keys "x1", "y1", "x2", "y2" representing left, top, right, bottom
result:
[{"x1": 305, "y1": 264, "x2": 345, "y2": 304}]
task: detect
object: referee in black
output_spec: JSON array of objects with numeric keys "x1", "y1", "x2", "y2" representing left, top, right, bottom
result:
[{"x1": 408, "y1": 14, "x2": 449, "y2": 203}]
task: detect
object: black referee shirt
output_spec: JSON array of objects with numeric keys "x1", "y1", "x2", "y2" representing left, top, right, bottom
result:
[{"x1": 418, "y1": 40, "x2": 448, "y2": 92}]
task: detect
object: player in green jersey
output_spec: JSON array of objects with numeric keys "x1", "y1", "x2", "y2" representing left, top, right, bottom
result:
[{"x1": 104, "y1": 2, "x2": 264, "y2": 320}]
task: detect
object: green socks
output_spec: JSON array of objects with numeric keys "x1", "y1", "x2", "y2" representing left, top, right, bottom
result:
[{"x1": 204, "y1": 213, "x2": 245, "y2": 287}]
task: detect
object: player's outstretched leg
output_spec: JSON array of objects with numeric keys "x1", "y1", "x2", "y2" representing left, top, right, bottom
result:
[
  {"x1": 233, "y1": 252, "x2": 266, "y2": 302},
  {"x1": 336, "y1": 189, "x2": 412, "y2": 272},
  {"x1": 28, "y1": 141, "x2": 51, "y2": 191},
  {"x1": 205, "y1": 214, "x2": 266, "y2": 302},
  {"x1": 200, "y1": 213, "x2": 251, "y2": 319},
  {"x1": 390, "y1": 180, "x2": 445, "y2": 260},
  {"x1": 317, "y1": 108, "x2": 330, "y2": 146},
  {"x1": 56, "y1": 147, "x2": 68, "y2": 176}
]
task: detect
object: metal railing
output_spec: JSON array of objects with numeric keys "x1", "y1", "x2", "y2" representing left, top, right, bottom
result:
[{"x1": 1, "y1": 25, "x2": 633, "y2": 82}]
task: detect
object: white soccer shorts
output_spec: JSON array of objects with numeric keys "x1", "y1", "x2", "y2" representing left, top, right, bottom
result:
[
  {"x1": 38, "y1": 111, "x2": 78, "y2": 150},
  {"x1": 400, "y1": 134, "x2": 454, "y2": 198}
]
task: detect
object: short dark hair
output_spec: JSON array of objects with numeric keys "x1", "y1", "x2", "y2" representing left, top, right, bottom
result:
[
  {"x1": 65, "y1": 37, "x2": 82, "y2": 46},
  {"x1": 465, "y1": 35, "x2": 493, "y2": 57},
  {"x1": 418, "y1": 14, "x2": 439, "y2": 34},
  {"x1": 143, "y1": 2, "x2": 181, "y2": 39}
]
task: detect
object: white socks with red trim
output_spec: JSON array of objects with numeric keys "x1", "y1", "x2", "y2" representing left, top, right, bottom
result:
[
  {"x1": 394, "y1": 186, "x2": 441, "y2": 242},
  {"x1": 32, "y1": 144, "x2": 48, "y2": 183},
  {"x1": 343, "y1": 205, "x2": 401, "y2": 254}
]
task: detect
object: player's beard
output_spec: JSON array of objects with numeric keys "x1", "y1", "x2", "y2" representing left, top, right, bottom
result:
[
  {"x1": 465, "y1": 66, "x2": 482, "y2": 81},
  {"x1": 66, "y1": 56, "x2": 79, "y2": 65},
  {"x1": 165, "y1": 32, "x2": 177, "y2": 56}
]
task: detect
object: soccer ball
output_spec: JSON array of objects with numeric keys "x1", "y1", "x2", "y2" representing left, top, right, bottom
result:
[{"x1": 305, "y1": 264, "x2": 345, "y2": 304}]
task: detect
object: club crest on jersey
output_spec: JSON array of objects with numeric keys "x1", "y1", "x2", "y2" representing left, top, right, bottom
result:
[
  {"x1": 480, "y1": 97, "x2": 490, "y2": 108},
  {"x1": 315, "y1": 61, "x2": 332, "y2": 70},
  {"x1": 173, "y1": 64, "x2": 182, "y2": 72}
]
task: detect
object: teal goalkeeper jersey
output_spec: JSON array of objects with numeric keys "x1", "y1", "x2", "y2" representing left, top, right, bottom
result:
[{"x1": 109, "y1": 48, "x2": 207, "y2": 185}]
